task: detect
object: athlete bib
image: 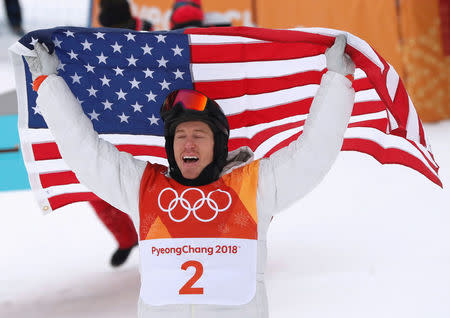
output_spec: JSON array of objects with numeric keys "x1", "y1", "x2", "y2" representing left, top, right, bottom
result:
[{"x1": 138, "y1": 162, "x2": 259, "y2": 306}]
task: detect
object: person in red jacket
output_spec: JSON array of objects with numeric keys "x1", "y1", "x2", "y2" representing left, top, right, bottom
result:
[{"x1": 90, "y1": 0, "x2": 156, "y2": 267}]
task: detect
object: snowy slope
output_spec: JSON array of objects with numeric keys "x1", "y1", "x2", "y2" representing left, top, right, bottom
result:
[{"x1": 1, "y1": 121, "x2": 449, "y2": 318}]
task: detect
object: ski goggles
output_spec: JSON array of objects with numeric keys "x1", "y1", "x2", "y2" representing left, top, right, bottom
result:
[{"x1": 161, "y1": 89, "x2": 209, "y2": 113}]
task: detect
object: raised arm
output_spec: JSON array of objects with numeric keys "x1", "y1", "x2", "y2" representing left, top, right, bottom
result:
[
  {"x1": 26, "y1": 43, "x2": 147, "y2": 221},
  {"x1": 258, "y1": 35, "x2": 355, "y2": 216}
]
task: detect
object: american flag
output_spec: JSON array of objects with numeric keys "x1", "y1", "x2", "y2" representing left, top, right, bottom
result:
[{"x1": 9, "y1": 26, "x2": 441, "y2": 213}]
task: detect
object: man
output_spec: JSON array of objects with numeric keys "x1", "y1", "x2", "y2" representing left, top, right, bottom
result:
[{"x1": 26, "y1": 34, "x2": 355, "y2": 317}]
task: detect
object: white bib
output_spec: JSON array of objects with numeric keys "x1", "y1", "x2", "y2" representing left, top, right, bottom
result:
[{"x1": 139, "y1": 237, "x2": 257, "y2": 306}]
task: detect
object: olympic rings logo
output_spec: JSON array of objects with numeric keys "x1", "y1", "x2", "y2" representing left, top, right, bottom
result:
[{"x1": 157, "y1": 187, "x2": 232, "y2": 223}]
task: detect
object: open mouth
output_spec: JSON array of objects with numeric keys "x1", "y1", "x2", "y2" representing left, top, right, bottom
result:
[{"x1": 183, "y1": 156, "x2": 199, "y2": 163}]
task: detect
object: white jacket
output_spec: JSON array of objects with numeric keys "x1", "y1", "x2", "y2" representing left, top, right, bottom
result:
[{"x1": 36, "y1": 71, "x2": 354, "y2": 318}]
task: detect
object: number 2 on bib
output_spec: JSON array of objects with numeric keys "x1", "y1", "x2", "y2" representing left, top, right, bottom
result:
[{"x1": 179, "y1": 260, "x2": 204, "y2": 295}]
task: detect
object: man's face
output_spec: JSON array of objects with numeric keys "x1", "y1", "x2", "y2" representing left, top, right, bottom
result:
[{"x1": 173, "y1": 121, "x2": 214, "y2": 179}]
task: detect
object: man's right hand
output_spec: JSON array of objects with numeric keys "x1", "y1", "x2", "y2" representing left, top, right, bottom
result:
[
  {"x1": 24, "y1": 42, "x2": 59, "y2": 80},
  {"x1": 325, "y1": 34, "x2": 355, "y2": 76}
]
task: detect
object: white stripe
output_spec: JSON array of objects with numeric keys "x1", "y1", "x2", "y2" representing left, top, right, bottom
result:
[
  {"x1": 216, "y1": 84, "x2": 319, "y2": 116},
  {"x1": 386, "y1": 64, "x2": 399, "y2": 102},
  {"x1": 355, "y1": 89, "x2": 381, "y2": 103},
  {"x1": 253, "y1": 126, "x2": 303, "y2": 159},
  {"x1": 348, "y1": 110, "x2": 387, "y2": 124},
  {"x1": 27, "y1": 159, "x2": 70, "y2": 174},
  {"x1": 354, "y1": 68, "x2": 367, "y2": 80},
  {"x1": 40, "y1": 183, "x2": 91, "y2": 198},
  {"x1": 100, "y1": 134, "x2": 165, "y2": 146},
  {"x1": 344, "y1": 127, "x2": 438, "y2": 178},
  {"x1": 191, "y1": 55, "x2": 326, "y2": 82},
  {"x1": 230, "y1": 114, "x2": 308, "y2": 139},
  {"x1": 189, "y1": 34, "x2": 266, "y2": 44},
  {"x1": 386, "y1": 109, "x2": 399, "y2": 131},
  {"x1": 415, "y1": 139, "x2": 438, "y2": 169},
  {"x1": 405, "y1": 96, "x2": 420, "y2": 145},
  {"x1": 22, "y1": 128, "x2": 166, "y2": 146}
]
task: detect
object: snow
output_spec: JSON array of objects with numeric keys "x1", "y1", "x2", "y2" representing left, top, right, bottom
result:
[
  {"x1": 1, "y1": 124, "x2": 449, "y2": 318},
  {"x1": 1, "y1": 7, "x2": 450, "y2": 317}
]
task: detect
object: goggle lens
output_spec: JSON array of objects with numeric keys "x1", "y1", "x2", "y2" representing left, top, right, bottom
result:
[{"x1": 163, "y1": 89, "x2": 208, "y2": 113}]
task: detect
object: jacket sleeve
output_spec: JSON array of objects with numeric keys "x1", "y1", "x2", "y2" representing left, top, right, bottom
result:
[
  {"x1": 257, "y1": 71, "x2": 355, "y2": 216},
  {"x1": 36, "y1": 75, "x2": 147, "y2": 222}
]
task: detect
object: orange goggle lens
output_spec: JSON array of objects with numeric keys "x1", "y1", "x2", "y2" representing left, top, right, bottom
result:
[{"x1": 167, "y1": 89, "x2": 208, "y2": 112}]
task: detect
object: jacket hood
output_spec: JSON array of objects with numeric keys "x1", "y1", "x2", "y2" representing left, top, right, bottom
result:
[{"x1": 221, "y1": 146, "x2": 255, "y2": 176}]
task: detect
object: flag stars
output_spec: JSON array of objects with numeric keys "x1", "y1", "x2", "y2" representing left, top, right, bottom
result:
[
  {"x1": 32, "y1": 105, "x2": 41, "y2": 115},
  {"x1": 113, "y1": 66, "x2": 124, "y2": 76},
  {"x1": 143, "y1": 68, "x2": 154, "y2": 78},
  {"x1": 84, "y1": 63, "x2": 95, "y2": 73},
  {"x1": 173, "y1": 69, "x2": 185, "y2": 79},
  {"x1": 94, "y1": 32, "x2": 105, "y2": 39},
  {"x1": 81, "y1": 39, "x2": 93, "y2": 51},
  {"x1": 145, "y1": 91, "x2": 157, "y2": 102},
  {"x1": 157, "y1": 56, "x2": 168, "y2": 68},
  {"x1": 102, "y1": 99, "x2": 113, "y2": 110},
  {"x1": 126, "y1": 55, "x2": 138, "y2": 66},
  {"x1": 148, "y1": 114, "x2": 160, "y2": 125},
  {"x1": 57, "y1": 62, "x2": 66, "y2": 72},
  {"x1": 155, "y1": 34, "x2": 166, "y2": 43},
  {"x1": 125, "y1": 32, "x2": 136, "y2": 41},
  {"x1": 29, "y1": 37, "x2": 38, "y2": 46},
  {"x1": 53, "y1": 37, "x2": 62, "y2": 48},
  {"x1": 141, "y1": 43, "x2": 153, "y2": 55},
  {"x1": 159, "y1": 79, "x2": 171, "y2": 91},
  {"x1": 118, "y1": 112, "x2": 129, "y2": 123},
  {"x1": 131, "y1": 102, "x2": 143, "y2": 112},
  {"x1": 88, "y1": 109, "x2": 100, "y2": 121},
  {"x1": 129, "y1": 78, "x2": 141, "y2": 89},
  {"x1": 111, "y1": 41, "x2": 123, "y2": 53},
  {"x1": 116, "y1": 88, "x2": 127, "y2": 100},
  {"x1": 171, "y1": 45, "x2": 183, "y2": 56},
  {"x1": 87, "y1": 86, "x2": 98, "y2": 97},
  {"x1": 70, "y1": 72, "x2": 82, "y2": 84},
  {"x1": 99, "y1": 75, "x2": 111, "y2": 87},
  {"x1": 68, "y1": 50, "x2": 78, "y2": 60},
  {"x1": 97, "y1": 52, "x2": 108, "y2": 64},
  {"x1": 64, "y1": 30, "x2": 75, "y2": 38}
]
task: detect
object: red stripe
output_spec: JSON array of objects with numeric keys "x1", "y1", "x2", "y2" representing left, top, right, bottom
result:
[
  {"x1": 391, "y1": 78, "x2": 410, "y2": 134},
  {"x1": 229, "y1": 120, "x2": 305, "y2": 152},
  {"x1": 116, "y1": 145, "x2": 167, "y2": 158},
  {"x1": 32, "y1": 142, "x2": 61, "y2": 160},
  {"x1": 40, "y1": 171, "x2": 79, "y2": 188},
  {"x1": 191, "y1": 42, "x2": 327, "y2": 63},
  {"x1": 227, "y1": 98, "x2": 313, "y2": 129},
  {"x1": 195, "y1": 70, "x2": 325, "y2": 100},
  {"x1": 48, "y1": 192, "x2": 101, "y2": 210},
  {"x1": 352, "y1": 101, "x2": 385, "y2": 116},
  {"x1": 348, "y1": 118, "x2": 387, "y2": 130},
  {"x1": 32, "y1": 143, "x2": 167, "y2": 161},
  {"x1": 342, "y1": 138, "x2": 442, "y2": 187},
  {"x1": 353, "y1": 78, "x2": 373, "y2": 92}
]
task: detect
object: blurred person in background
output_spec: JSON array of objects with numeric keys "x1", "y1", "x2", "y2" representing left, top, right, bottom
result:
[
  {"x1": 88, "y1": 0, "x2": 156, "y2": 268},
  {"x1": 4, "y1": 0, "x2": 24, "y2": 35},
  {"x1": 99, "y1": 0, "x2": 153, "y2": 31},
  {"x1": 170, "y1": 0, "x2": 232, "y2": 30}
]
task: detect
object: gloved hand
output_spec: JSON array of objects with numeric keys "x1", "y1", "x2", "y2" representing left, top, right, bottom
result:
[
  {"x1": 325, "y1": 34, "x2": 355, "y2": 76},
  {"x1": 24, "y1": 42, "x2": 59, "y2": 80}
]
